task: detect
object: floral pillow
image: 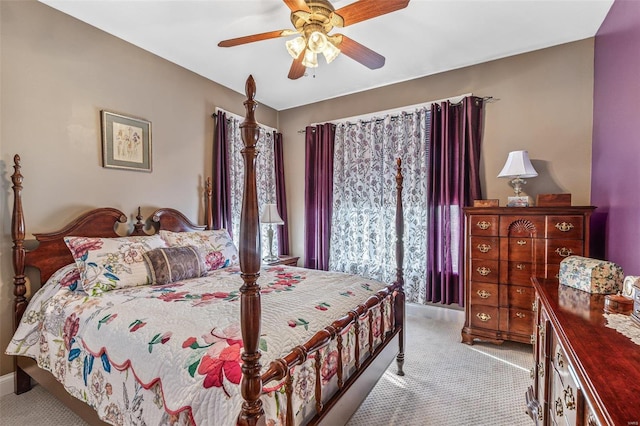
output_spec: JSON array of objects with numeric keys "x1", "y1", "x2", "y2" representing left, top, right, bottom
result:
[
  {"x1": 159, "y1": 229, "x2": 238, "y2": 272},
  {"x1": 143, "y1": 246, "x2": 205, "y2": 285},
  {"x1": 64, "y1": 235, "x2": 167, "y2": 296}
]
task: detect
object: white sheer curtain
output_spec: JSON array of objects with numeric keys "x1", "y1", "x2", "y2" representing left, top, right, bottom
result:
[
  {"x1": 329, "y1": 109, "x2": 430, "y2": 303},
  {"x1": 225, "y1": 115, "x2": 279, "y2": 259}
]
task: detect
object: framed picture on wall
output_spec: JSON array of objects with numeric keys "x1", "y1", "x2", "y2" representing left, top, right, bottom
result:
[{"x1": 101, "y1": 110, "x2": 152, "y2": 172}]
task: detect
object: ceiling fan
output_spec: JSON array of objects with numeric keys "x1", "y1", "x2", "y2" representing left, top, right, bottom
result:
[{"x1": 218, "y1": 0, "x2": 410, "y2": 80}]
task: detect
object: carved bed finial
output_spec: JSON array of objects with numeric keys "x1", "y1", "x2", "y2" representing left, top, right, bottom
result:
[
  {"x1": 245, "y1": 75, "x2": 256, "y2": 101},
  {"x1": 132, "y1": 207, "x2": 145, "y2": 236}
]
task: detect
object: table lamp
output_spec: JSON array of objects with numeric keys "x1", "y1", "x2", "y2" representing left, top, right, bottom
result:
[
  {"x1": 498, "y1": 150, "x2": 538, "y2": 197},
  {"x1": 261, "y1": 203, "x2": 284, "y2": 262}
]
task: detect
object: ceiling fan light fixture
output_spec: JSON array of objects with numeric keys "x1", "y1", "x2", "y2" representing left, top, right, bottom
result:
[
  {"x1": 322, "y1": 39, "x2": 340, "y2": 64},
  {"x1": 307, "y1": 31, "x2": 328, "y2": 54},
  {"x1": 302, "y1": 49, "x2": 318, "y2": 68},
  {"x1": 286, "y1": 36, "x2": 306, "y2": 59}
]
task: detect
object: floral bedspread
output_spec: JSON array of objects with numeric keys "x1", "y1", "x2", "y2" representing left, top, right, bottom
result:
[{"x1": 6, "y1": 263, "x2": 392, "y2": 425}]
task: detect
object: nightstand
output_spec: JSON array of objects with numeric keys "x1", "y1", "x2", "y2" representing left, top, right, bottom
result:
[{"x1": 265, "y1": 255, "x2": 299, "y2": 267}]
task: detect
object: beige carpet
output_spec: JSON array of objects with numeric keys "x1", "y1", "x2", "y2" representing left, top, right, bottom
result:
[
  {"x1": 347, "y1": 310, "x2": 533, "y2": 425},
  {"x1": 1, "y1": 306, "x2": 533, "y2": 426}
]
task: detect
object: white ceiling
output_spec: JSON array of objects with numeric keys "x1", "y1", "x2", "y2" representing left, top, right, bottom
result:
[{"x1": 40, "y1": 0, "x2": 613, "y2": 111}]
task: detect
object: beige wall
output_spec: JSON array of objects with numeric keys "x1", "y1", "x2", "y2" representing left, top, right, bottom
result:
[
  {"x1": 0, "y1": 1, "x2": 595, "y2": 377},
  {"x1": 279, "y1": 39, "x2": 595, "y2": 260},
  {"x1": 0, "y1": 1, "x2": 278, "y2": 375}
]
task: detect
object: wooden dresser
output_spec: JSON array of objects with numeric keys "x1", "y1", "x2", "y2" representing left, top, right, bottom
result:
[
  {"x1": 528, "y1": 278, "x2": 640, "y2": 425},
  {"x1": 461, "y1": 206, "x2": 595, "y2": 345}
]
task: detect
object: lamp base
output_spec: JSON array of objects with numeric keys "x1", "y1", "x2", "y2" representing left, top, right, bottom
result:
[
  {"x1": 507, "y1": 196, "x2": 530, "y2": 207},
  {"x1": 510, "y1": 177, "x2": 526, "y2": 196},
  {"x1": 263, "y1": 255, "x2": 280, "y2": 263}
]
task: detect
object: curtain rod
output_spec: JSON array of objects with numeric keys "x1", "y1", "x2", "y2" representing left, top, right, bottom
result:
[
  {"x1": 213, "y1": 107, "x2": 278, "y2": 133},
  {"x1": 297, "y1": 95, "x2": 495, "y2": 133}
]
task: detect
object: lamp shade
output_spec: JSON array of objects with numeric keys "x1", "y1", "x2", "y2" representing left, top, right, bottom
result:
[
  {"x1": 261, "y1": 204, "x2": 284, "y2": 225},
  {"x1": 497, "y1": 150, "x2": 538, "y2": 178}
]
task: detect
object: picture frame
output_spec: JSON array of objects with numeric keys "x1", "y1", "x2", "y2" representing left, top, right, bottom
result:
[{"x1": 101, "y1": 110, "x2": 152, "y2": 172}]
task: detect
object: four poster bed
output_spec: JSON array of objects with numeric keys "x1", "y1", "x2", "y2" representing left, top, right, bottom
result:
[{"x1": 7, "y1": 76, "x2": 406, "y2": 425}]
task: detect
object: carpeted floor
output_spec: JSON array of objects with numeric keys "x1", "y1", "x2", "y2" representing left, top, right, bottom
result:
[
  {"x1": 346, "y1": 307, "x2": 533, "y2": 425},
  {"x1": 1, "y1": 305, "x2": 533, "y2": 426}
]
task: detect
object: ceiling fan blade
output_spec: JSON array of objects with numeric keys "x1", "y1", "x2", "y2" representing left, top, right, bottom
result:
[
  {"x1": 334, "y1": 0, "x2": 410, "y2": 27},
  {"x1": 336, "y1": 35, "x2": 385, "y2": 69},
  {"x1": 288, "y1": 52, "x2": 306, "y2": 80},
  {"x1": 283, "y1": 0, "x2": 311, "y2": 13},
  {"x1": 218, "y1": 30, "x2": 295, "y2": 47}
]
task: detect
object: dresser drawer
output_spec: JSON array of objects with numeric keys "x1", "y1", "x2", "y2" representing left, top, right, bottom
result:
[
  {"x1": 470, "y1": 305, "x2": 499, "y2": 329},
  {"x1": 505, "y1": 236, "x2": 534, "y2": 261},
  {"x1": 545, "y1": 264, "x2": 561, "y2": 281},
  {"x1": 499, "y1": 215, "x2": 545, "y2": 237},
  {"x1": 470, "y1": 259, "x2": 499, "y2": 283},
  {"x1": 550, "y1": 370, "x2": 579, "y2": 426},
  {"x1": 470, "y1": 282, "x2": 499, "y2": 307},
  {"x1": 546, "y1": 215, "x2": 584, "y2": 240},
  {"x1": 508, "y1": 285, "x2": 535, "y2": 309},
  {"x1": 546, "y1": 239, "x2": 584, "y2": 264},
  {"x1": 469, "y1": 215, "x2": 499, "y2": 236},
  {"x1": 500, "y1": 260, "x2": 535, "y2": 286},
  {"x1": 469, "y1": 236, "x2": 499, "y2": 260},
  {"x1": 499, "y1": 307, "x2": 533, "y2": 335}
]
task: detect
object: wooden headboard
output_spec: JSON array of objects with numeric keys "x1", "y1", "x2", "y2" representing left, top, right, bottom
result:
[{"x1": 10, "y1": 154, "x2": 215, "y2": 330}]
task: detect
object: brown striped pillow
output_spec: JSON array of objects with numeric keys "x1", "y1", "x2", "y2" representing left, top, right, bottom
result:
[{"x1": 143, "y1": 246, "x2": 205, "y2": 285}]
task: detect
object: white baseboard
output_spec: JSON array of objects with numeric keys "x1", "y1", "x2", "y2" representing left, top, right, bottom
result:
[{"x1": 0, "y1": 372, "x2": 14, "y2": 397}]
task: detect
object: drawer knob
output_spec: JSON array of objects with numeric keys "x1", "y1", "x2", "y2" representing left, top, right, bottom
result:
[
  {"x1": 555, "y1": 397, "x2": 564, "y2": 417},
  {"x1": 556, "y1": 351, "x2": 564, "y2": 368},
  {"x1": 538, "y1": 362, "x2": 544, "y2": 378},
  {"x1": 516, "y1": 312, "x2": 526, "y2": 319},
  {"x1": 537, "y1": 324, "x2": 545, "y2": 340},
  {"x1": 555, "y1": 222, "x2": 574, "y2": 232},
  {"x1": 477, "y1": 289, "x2": 492, "y2": 299},
  {"x1": 555, "y1": 247, "x2": 573, "y2": 257},
  {"x1": 516, "y1": 288, "x2": 526, "y2": 294},
  {"x1": 564, "y1": 386, "x2": 576, "y2": 410},
  {"x1": 529, "y1": 367, "x2": 535, "y2": 379},
  {"x1": 530, "y1": 334, "x2": 535, "y2": 344},
  {"x1": 532, "y1": 300, "x2": 538, "y2": 312},
  {"x1": 517, "y1": 239, "x2": 527, "y2": 245},
  {"x1": 516, "y1": 263, "x2": 526, "y2": 270},
  {"x1": 476, "y1": 312, "x2": 491, "y2": 322},
  {"x1": 477, "y1": 243, "x2": 492, "y2": 253},
  {"x1": 477, "y1": 266, "x2": 491, "y2": 276}
]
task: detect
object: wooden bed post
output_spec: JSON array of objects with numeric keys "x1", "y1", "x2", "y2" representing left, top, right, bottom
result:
[
  {"x1": 11, "y1": 154, "x2": 32, "y2": 394},
  {"x1": 237, "y1": 75, "x2": 265, "y2": 426},
  {"x1": 394, "y1": 158, "x2": 405, "y2": 376},
  {"x1": 205, "y1": 177, "x2": 213, "y2": 230}
]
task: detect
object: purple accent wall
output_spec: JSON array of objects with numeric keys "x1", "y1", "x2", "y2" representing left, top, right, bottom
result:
[{"x1": 592, "y1": 0, "x2": 640, "y2": 274}]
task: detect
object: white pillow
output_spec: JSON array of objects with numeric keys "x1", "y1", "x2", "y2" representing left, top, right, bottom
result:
[{"x1": 64, "y1": 235, "x2": 167, "y2": 296}]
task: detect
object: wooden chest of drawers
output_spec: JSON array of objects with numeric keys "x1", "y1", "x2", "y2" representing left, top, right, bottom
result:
[
  {"x1": 528, "y1": 278, "x2": 640, "y2": 425},
  {"x1": 461, "y1": 206, "x2": 595, "y2": 345}
]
